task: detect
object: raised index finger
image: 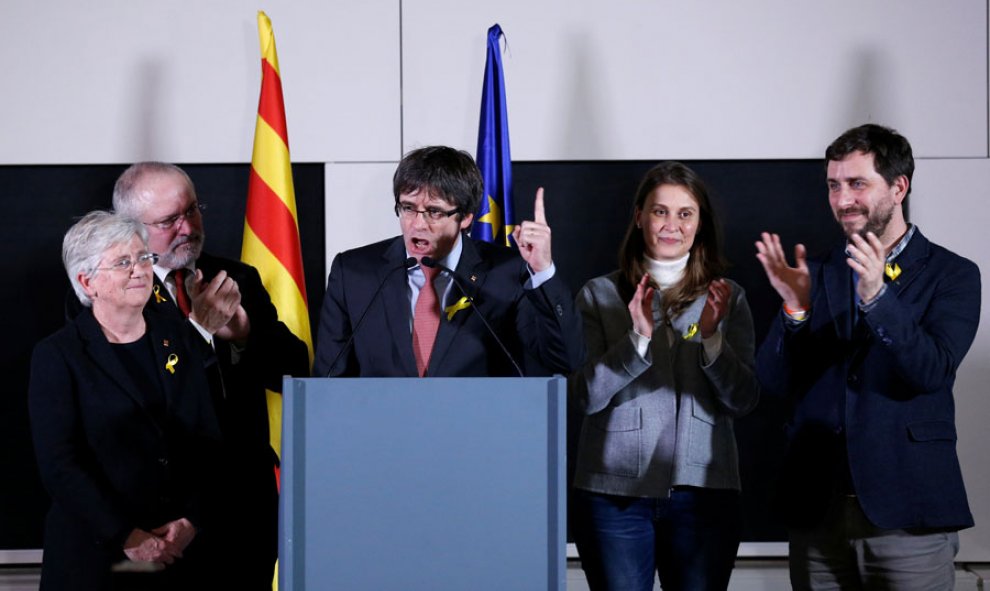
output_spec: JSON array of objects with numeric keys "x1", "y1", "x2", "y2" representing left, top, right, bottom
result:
[{"x1": 533, "y1": 187, "x2": 546, "y2": 225}]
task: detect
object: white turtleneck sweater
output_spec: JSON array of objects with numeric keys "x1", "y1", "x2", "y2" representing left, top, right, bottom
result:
[
  {"x1": 645, "y1": 252, "x2": 689, "y2": 292},
  {"x1": 632, "y1": 253, "x2": 723, "y2": 363}
]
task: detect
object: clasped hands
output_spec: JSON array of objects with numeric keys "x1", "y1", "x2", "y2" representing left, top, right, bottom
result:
[{"x1": 122, "y1": 517, "x2": 196, "y2": 566}]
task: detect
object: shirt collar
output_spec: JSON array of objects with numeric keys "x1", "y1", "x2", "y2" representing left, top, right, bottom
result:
[
  {"x1": 843, "y1": 224, "x2": 916, "y2": 263},
  {"x1": 885, "y1": 224, "x2": 916, "y2": 262}
]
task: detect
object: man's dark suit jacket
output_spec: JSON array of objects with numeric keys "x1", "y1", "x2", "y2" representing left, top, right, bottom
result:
[
  {"x1": 29, "y1": 307, "x2": 221, "y2": 591},
  {"x1": 146, "y1": 252, "x2": 310, "y2": 589},
  {"x1": 757, "y1": 228, "x2": 980, "y2": 531},
  {"x1": 313, "y1": 236, "x2": 585, "y2": 377}
]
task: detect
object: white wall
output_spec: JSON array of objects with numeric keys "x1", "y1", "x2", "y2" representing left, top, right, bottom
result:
[
  {"x1": 403, "y1": 1, "x2": 987, "y2": 160},
  {"x1": 1, "y1": 1, "x2": 400, "y2": 164},
  {"x1": 913, "y1": 160, "x2": 990, "y2": 561},
  {"x1": 4, "y1": 1, "x2": 984, "y2": 164},
  {"x1": 3, "y1": 0, "x2": 989, "y2": 561}
]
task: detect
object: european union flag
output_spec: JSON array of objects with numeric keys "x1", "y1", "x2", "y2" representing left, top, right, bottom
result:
[{"x1": 472, "y1": 23, "x2": 515, "y2": 246}]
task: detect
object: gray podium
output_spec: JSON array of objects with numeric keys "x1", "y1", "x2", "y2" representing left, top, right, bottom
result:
[{"x1": 279, "y1": 377, "x2": 567, "y2": 590}]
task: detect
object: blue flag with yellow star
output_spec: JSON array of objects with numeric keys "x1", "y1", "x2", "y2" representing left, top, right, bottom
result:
[{"x1": 472, "y1": 23, "x2": 515, "y2": 246}]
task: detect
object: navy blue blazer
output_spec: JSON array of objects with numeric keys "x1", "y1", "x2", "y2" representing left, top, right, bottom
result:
[
  {"x1": 313, "y1": 236, "x2": 585, "y2": 377},
  {"x1": 29, "y1": 308, "x2": 221, "y2": 590},
  {"x1": 757, "y1": 228, "x2": 980, "y2": 531},
  {"x1": 146, "y1": 253, "x2": 310, "y2": 455},
  {"x1": 145, "y1": 252, "x2": 309, "y2": 590}
]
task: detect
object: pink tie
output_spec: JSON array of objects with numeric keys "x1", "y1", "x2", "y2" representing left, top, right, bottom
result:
[
  {"x1": 413, "y1": 266, "x2": 441, "y2": 376},
  {"x1": 172, "y1": 269, "x2": 192, "y2": 317}
]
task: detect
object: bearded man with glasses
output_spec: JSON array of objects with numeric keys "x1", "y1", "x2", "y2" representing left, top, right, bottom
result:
[{"x1": 106, "y1": 161, "x2": 310, "y2": 591}]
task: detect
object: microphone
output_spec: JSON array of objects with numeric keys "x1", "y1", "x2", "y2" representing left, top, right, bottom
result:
[
  {"x1": 421, "y1": 256, "x2": 524, "y2": 377},
  {"x1": 325, "y1": 256, "x2": 417, "y2": 377}
]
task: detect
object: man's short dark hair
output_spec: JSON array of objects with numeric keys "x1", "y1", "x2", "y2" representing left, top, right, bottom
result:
[
  {"x1": 393, "y1": 146, "x2": 484, "y2": 217},
  {"x1": 825, "y1": 123, "x2": 914, "y2": 198}
]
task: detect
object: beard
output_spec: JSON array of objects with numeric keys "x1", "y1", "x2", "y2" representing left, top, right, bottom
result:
[
  {"x1": 837, "y1": 195, "x2": 895, "y2": 241},
  {"x1": 159, "y1": 231, "x2": 204, "y2": 269}
]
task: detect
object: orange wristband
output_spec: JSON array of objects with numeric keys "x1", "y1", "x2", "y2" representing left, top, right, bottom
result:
[{"x1": 783, "y1": 303, "x2": 809, "y2": 320}]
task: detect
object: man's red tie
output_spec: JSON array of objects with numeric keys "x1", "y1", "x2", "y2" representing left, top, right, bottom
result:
[
  {"x1": 413, "y1": 266, "x2": 440, "y2": 376},
  {"x1": 172, "y1": 269, "x2": 192, "y2": 317}
]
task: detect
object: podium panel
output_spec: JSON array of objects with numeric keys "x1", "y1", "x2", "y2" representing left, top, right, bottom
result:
[{"x1": 280, "y1": 377, "x2": 566, "y2": 590}]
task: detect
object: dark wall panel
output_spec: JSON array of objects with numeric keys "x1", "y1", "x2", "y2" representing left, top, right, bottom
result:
[
  {"x1": 3, "y1": 158, "x2": 838, "y2": 551},
  {"x1": 513, "y1": 160, "x2": 842, "y2": 541}
]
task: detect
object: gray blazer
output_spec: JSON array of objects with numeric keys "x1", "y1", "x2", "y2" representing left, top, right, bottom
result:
[{"x1": 572, "y1": 272, "x2": 759, "y2": 497}]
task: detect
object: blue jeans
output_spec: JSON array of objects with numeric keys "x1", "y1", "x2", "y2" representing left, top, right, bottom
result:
[{"x1": 573, "y1": 488, "x2": 741, "y2": 591}]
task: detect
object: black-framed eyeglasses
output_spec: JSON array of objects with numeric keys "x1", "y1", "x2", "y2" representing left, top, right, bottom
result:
[
  {"x1": 394, "y1": 203, "x2": 460, "y2": 223},
  {"x1": 144, "y1": 203, "x2": 206, "y2": 231},
  {"x1": 95, "y1": 252, "x2": 159, "y2": 273}
]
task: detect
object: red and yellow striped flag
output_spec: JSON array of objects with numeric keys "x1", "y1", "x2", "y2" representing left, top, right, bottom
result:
[{"x1": 242, "y1": 11, "x2": 313, "y2": 466}]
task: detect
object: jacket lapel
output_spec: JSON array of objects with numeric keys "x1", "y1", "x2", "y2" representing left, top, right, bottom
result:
[
  {"x1": 77, "y1": 309, "x2": 164, "y2": 433},
  {"x1": 148, "y1": 273, "x2": 182, "y2": 318},
  {"x1": 821, "y1": 246, "x2": 855, "y2": 341},
  {"x1": 445, "y1": 244, "x2": 484, "y2": 329},
  {"x1": 427, "y1": 237, "x2": 487, "y2": 375},
  {"x1": 668, "y1": 296, "x2": 706, "y2": 346},
  {"x1": 146, "y1": 314, "x2": 181, "y2": 413},
  {"x1": 381, "y1": 239, "x2": 419, "y2": 376},
  {"x1": 884, "y1": 229, "x2": 931, "y2": 297}
]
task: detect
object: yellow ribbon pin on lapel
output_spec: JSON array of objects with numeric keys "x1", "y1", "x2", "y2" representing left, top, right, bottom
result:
[
  {"x1": 884, "y1": 262, "x2": 902, "y2": 281},
  {"x1": 165, "y1": 354, "x2": 178, "y2": 374},
  {"x1": 682, "y1": 323, "x2": 699, "y2": 340},
  {"x1": 153, "y1": 285, "x2": 167, "y2": 304},
  {"x1": 445, "y1": 296, "x2": 472, "y2": 321}
]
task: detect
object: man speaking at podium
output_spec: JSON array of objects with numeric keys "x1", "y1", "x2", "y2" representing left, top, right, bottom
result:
[{"x1": 313, "y1": 146, "x2": 584, "y2": 378}]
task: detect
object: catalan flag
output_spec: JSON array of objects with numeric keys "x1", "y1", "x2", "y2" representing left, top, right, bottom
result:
[
  {"x1": 472, "y1": 23, "x2": 515, "y2": 246},
  {"x1": 241, "y1": 11, "x2": 313, "y2": 468}
]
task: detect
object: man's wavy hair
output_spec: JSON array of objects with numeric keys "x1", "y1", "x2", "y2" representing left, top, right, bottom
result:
[
  {"x1": 392, "y1": 146, "x2": 483, "y2": 221},
  {"x1": 825, "y1": 123, "x2": 914, "y2": 202}
]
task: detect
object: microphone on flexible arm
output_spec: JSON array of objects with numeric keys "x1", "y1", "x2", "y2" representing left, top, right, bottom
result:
[
  {"x1": 420, "y1": 256, "x2": 524, "y2": 378},
  {"x1": 325, "y1": 256, "x2": 418, "y2": 377}
]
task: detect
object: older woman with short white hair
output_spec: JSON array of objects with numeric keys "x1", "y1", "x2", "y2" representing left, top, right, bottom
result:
[{"x1": 29, "y1": 211, "x2": 220, "y2": 591}]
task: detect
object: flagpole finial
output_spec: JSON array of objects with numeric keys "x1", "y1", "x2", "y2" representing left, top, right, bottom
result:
[
  {"x1": 257, "y1": 11, "x2": 280, "y2": 74},
  {"x1": 258, "y1": 10, "x2": 272, "y2": 35}
]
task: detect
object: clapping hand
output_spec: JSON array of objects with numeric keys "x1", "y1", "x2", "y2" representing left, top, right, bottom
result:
[
  {"x1": 755, "y1": 232, "x2": 810, "y2": 310},
  {"x1": 699, "y1": 279, "x2": 732, "y2": 338},
  {"x1": 628, "y1": 274, "x2": 655, "y2": 338}
]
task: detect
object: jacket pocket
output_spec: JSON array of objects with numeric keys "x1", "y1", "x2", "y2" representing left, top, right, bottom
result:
[
  {"x1": 907, "y1": 421, "x2": 957, "y2": 442},
  {"x1": 690, "y1": 393, "x2": 717, "y2": 425},
  {"x1": 687, "y1": 395, "x2": 727, "y2": 470},
  {"x1": 584, "y1": 407, "x2": 642, "y2": 478}
]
